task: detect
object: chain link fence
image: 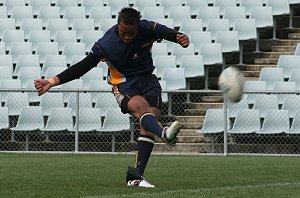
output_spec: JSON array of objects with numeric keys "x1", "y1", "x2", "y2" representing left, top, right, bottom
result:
[{"x1": 0, "y1": 89, "x2": 299, "y2": 155}]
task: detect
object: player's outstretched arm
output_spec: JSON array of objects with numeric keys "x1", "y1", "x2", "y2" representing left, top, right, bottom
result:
[
  {"x1": 157, "y1": 26, "x2": 189, "y2": 48},
  {"x1": 176, "y1": 33, "x2": 189, "y2": 48}
]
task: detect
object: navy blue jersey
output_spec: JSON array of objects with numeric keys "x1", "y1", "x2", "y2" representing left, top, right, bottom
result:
[{"x1": 91, "y1": 19, "x2": 167, "y2": 86}]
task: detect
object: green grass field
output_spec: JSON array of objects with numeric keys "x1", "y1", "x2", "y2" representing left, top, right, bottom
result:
[{"x1": 0, "y1": 153, "x2": 299, "y2": 198}]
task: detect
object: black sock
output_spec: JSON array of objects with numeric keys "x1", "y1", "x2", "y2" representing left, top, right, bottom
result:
[
  {"x1": 135, "y1": 134, "x2": 155, "y2": 176},
  {"x1": 140, "y1": 113, "x2": 163, "y2": 138}
]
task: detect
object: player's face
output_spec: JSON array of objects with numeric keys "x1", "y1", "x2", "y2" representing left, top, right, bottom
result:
[{"x1": 118, "y1": 22, "x2": 138, "y2": 43}]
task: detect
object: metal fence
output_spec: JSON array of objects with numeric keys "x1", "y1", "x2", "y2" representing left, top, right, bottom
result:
[{"x1": 0, "y1": 89, "x2": 299, "y2": 156}]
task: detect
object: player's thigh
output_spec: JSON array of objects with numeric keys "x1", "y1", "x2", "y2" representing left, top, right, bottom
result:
[{"x1": 127, "y1": 95, "x2": 152, "y2": 119}]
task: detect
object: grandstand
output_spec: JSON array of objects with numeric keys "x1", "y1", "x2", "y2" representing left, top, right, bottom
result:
[{"x1": 0, "y1": 0, "x2": 300, "y2": 155}]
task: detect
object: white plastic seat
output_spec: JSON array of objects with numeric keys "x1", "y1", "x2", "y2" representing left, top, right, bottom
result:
[
  {"x1": 151, "y1": 43, "x2": 168, "y2": 58},
  {"x1": 46, "y1": 19, "x2": 69, "y2": 39},
  {"x1": 0, "y1": 42, "x2": 5, "y2": 55},
  {"x1": 81, "y1": 67, "x2": 104, "y2": 89},
  {"x1": 67, "y1": 93, "x2": 93, "y2": 115},
  {"x1": 0, "y1": 66, "x2": 12, "y2": 79},
  {"x1": 179, "y1": 19, "x2": 203, "y2": 36},
  {"x1": 95, "y1": 92, "x2": 119, "y2": 116},
  {"x1": 0, "y1": 6, "x2": 8, "y2": 18},
  {"x1": 81, "y1": 0, "x2": 104, "y2": 16},
  {"x1": 24, "y1": 80, "x2": 41, "y2": 103},
  {"x1": 0, "y1": 107, "x2": 9, "y2": 130},
  {"x1": 39, "y1": 92, "x2": 64, "y2": 116},
  {"x1": 89, "y1": 6, "x2": 112, "y2": 28},
  {"x1": 17, "y1": 67, "x2": 41, "y2": 88},
  {"x1": 81, "y1": 30, "x2": 103, "y2": 52},
  {"x1": 9, "y1": 42, "x2": 33, "y2": 64},
  {"x1": 161, "y1": 68, "x2": 186, "y2": 90},
  {"x1": 266, "y1": 0, "x2": 290, "y2": 16},
  {"x1": 171, "y1": 43, "x2": 195, "y2": 65},
  {"x1": 37, "y1": 6, "x2": 60, "y2": 27},
  {"x1": 159, "y1": 80, "x2": 168, "y2": 102},
  {"x1": 106, "y1": 0, "x2": 129, "y2": 16},
  {"x1": 2, "y1": 30, "x2": 25, "y2": 51},
  {"x1": 44, "y1": 67, "x2": 67, "y2": 79},
  {"x1": 20, "y1": 19, "x2": 43, "y2": 40},
  {"x1": 243, "y1": 80, "x2": 266, "y2": 105},
  {"x1": 62, "y1": 42, "x2": 86, "y2": 64},
  {"x1": 168, "y1": 6, "x2": 191, "y2": 27},
  {"x1": 281, "y1": 95, "x2": 300, "y2": 118},
  {"x1": 259, "y1": 67, "x2": 284, "y2": 90},
  {"x1": 134, "y1": 0, "x2": 156, "y2": 11},
  {"x1": 0, "y1": 18, "x2": 15, "y2": 39},
  {"x1": 190, "y1": 31, "x2": 212, "y2": 53},
  {"x1": 277, "y1": 55, "x2": 300, "y2": 79},
  {"x1": 0, "y1": 79, "x2": 21, "y2": 103},
  {"x1": 153, "y1": 55, "x2": 176, "y2": 78},
  {"x1": 5, "y1": 92, "x2": 29, "y2": 116},
  {"x1": 11, "y1": 6, "x2": 33, "y2": 27},
  {"x1": 228, "y1": 109, "x2": 260, "y2": 134},
  {"x1": 215, "y1": 31, "x2": 239, "y2": 53},
  {"x1": 60, "y1": 79, "x2": 84, "y2": 103},
  {"x1": 35, "y1": 42, "x2": 59, "y2": 63},
  {"x1": 197, "y1": 7, "x2": 220, "y2": 28},
  {"x1": 289, "y1": 69, "x2": 300, "y2": 91},
  {"x1": 63, "y1": 7, "x2": 86, "y2": 27},
  {"x1": 199, "y1": 43, "x2": 222, "y2": 65},
  {"x1": 69, "y1": 108, "x2": 102, "y2": 132},
  {"x1": 54, "y1": 30, "x2": 77, "y2": 51},
  {"x1": 88, "y1": 80, "x2": 112, "y2": 103},
  {"x1": 180, "y1": 55, "x2": 204, "y2": 88},
  {"x1": 253, "y1": 94, "x2": 279, "y2": 117},
  {"x1": 11, "y1": 106, "x2": 44, "y2": 131},
  {"x1": 223, "y1": 6, "x2": 246, "y2": 28},
  {"x1": 206, "y1": 19, "x2": 230, "y2": 40},
  {"x1": 72, "y1": 19, "x2": 95, "y2": 39},
  {"x1": 287, "y1": 110, "x2": 300, "y2": 134},
  {"x1": 273, "y1": 81, "x2": 296, "y2": 105},
  {"x1": 257, "y1": 110, "x2": 289, "y2": 134},
  {"x1": 29, "y1": 0, "x2": 51, "y2": 16},
  {"x1": 40, "y1": 107, "x2": 73, "y2": 131},
  {"x1": 240, "y1": 0, "x2": 263, "y2": 16},
  {"x1": 56, "y1": 0, "x2": 78, "y2": 15},
  {"x1": 160, "y1": 0, "x2": 182, "y2": 16},
  {"x1": 4, "y1": 0, "x2": 26, "y2": 16},
  {"x1": 200, "y1": 108, "x2": 227, "y2": 134},
  {"x1": 98, "y1": 107, "x2": 130, "y2": 132},
  {"x1": 142, "y1": 6, "x2": 164, "y2": 20},
  {"x1": 294, "y1": 43, "x2": 300, "y2": 55},
  {"x1": 13, "y1": 55, "x2": 40, "y2": 77},
  {"x1": 227, "y1": 95, "x2": 249, "y2": 118},
  {"x1": 185, "y1": 0, "x2": 208, "y2": 16},
  {"x1": 28, "y1": 30, "x2": 51, "y2": 51},
  {"x1": 0, "y1": 55, "x2": 12, "y2": 67},
  {"x1": 213, "y1": 0, "x2": 237, "y2": 16},
  {"x1": 154, "y1": 18, "x2": 174, "y2": 29},
  {"x1": 99, "y1": 18, "x2": 117, "y2": 32}
]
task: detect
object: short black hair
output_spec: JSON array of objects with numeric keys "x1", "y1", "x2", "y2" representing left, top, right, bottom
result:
[{"x1": 118, "y1": 7, "x2": 141, "y2": 26}]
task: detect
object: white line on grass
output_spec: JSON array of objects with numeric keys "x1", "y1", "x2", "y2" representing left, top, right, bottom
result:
[{"x1": 82, "y1": 182, "x2": 300, "y2": 198}]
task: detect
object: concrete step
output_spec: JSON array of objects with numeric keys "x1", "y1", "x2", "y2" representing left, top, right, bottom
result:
[
  {"x1": 184, "y1": 108, "x2": 209, "y2": 116},
  {"x1": 176, "y1": 115, "x2": 205, "y2": 123},
  {"x1": 260, "y1": 39, "x2": 300, "y2": 51},
  {"x1": 179, "y1": 129, "x2": 201, "y2": 136},
  {"x1": 288, "y1": 33, "x2": 300, "y2": 39},
  {"x1": 177, "y1": 135, "x2": 211, "y2": 143},
  {"x1": 252, "y1": 51, "x2": 294, "y2": 58},
  {"x1": 201, "y1": 95, "x2": 223, "y2": 103},
  {"x1": 236, "y1": 64, "x2": 276, "y2": 72},
  {"x1": 180, "y1": 121, "x2": 203, "y2": 129},
  {"x1": 153, "y1": 142, "x2": 214, "y2": 153},
  {"x1": 186, "y1": 102, "x2": 223, "y2": 109},
  {"x1": 254, "y1": 58, "x2": 278, "y2": 64},
  {"x1": 272, "y1": 46, "x2": 297, "y2": 52}
]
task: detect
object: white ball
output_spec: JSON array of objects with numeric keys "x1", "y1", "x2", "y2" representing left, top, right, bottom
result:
[{"x1": 218, "y1": 66, "x2": 244, "y2": 103}]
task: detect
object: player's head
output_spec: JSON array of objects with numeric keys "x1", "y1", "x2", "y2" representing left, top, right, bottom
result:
[{"x1": 117, "y1": 7, "x2": 141, "y2": 43}]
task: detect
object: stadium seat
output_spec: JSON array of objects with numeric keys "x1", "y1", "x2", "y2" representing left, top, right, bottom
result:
[
  {"x1": 134, "y1": 0, "x2": 156, "y2": 11},
  {"x1": 17, "y1": 67, "x2": 41, "y2": 88},
  {"x1": 273, "y1": 81, "x2": 296, "y2": 105},
  {"x1": 11, "y1": 6, "x2": 33, "y2": 27},
  {"x1": 0, "y1": 42, "x2": 5, "y2": 55},
  {"x1": 46, "y1": 18, "x2": 69, "y2": 39},
  {"x1": 88, "y1": 80, "x2": 112, "y2": 102},
  {"x1": 151, "y1": 43, "x2": 168, "y2": 58},
  {"x1": 62, "y1": 42, "x2": 86, "y2": 64},
  {"x1": 227, "y1": 95, "x2": 249, "y2": 118},
  {"x1": 81, "y1": 67, "x2": 104, "y2": 89},
  {"x1": 89, "y1": 6, "x2": 112, "y2": 28},
  {"x1": 257, "y1": 110, "x2": 289, "y2": 134},
  {"x1": 199, "y1": 43, "x2": 222, "y2": 65},
  {"x1": 69, "y1": 107, "x2": 102, "y2": 132},
  {"x1": 199, "y1": 108, "x2": 227, "y2": 134},
  {"x1": 98, "y1": 18, "x2": 117, "y2": 32},
  {"x1": 213, "y1": 0, "x2": 237, "y2": 16},
  {"x1": 179, "y1": 19, "x2": 203, "y2": 36},
  {"x1": 243, "y1": 80, "x2": 267, "y2": 105},
  {"x1": 0, "y1": 6, "x2": 8, "y2": 18},
  {"x1": 223, "y1": 6, "x2": 246, "y2": 28},
  {"x1": 13, "y1": 55, "x2": 40, "y2": 77},
  {"x1": 81, "y1": 0, "x2": 104, "y2": 16},
  {"x1": 81, "y1": 30, "x2": 103, "y2": 52},
  {"x1": 0, "y1": 107, "x2": 9, "y2": 130},
  {"x1": 153, "y1": 55, "x2": 176, "y2": 78},
  {"x1": 5, "y1": 92, "x2": 29, "y2": 116},
  {"x1": 67, "y1": 92, "x2": 93, "y2": 115},
  {"x1": 154, "y1": 18, "x2": 174, "y2": 29},
  {"x1": 159, "y1": 80, "x2": 168, "y2": 103},
  {"x1": 294, "y1": 43, "x2": 300, "y2": 55},
  {"x1": 289, "y1": 69, "x2": 300, "y2": 91},
  {"x1": 259, "y1": 67, "x2": 284, "y2": 90},
  {"x1": 215, "y1": 31, "x2": 239, "y2": 53},
  {"x1": 56, "y1": 0, "x2": 78, "y2": 15},
  {"x1": 239, "y1": 0, "x2": 263, "y2": 16},
  {"x1": 9, "y1": 42, "x2": 33, "y2": 64},
  {"x1": 168, "y1": 6, "x2": 191, "y2": 27},
  {"x1": 0, "y1": 18, "x2": 16, "y2": 39},
  {"x1": 44, "y1": 67, "x2": 67, "y2": 79},
  {"x1": 190, "y1": 31, "x2": 212, "y2": 53},
  {"x1": 60, "y1": 79, "x2": 84, "y2": 103},
  {"x1": 142, "y1": 6, "x2": 165, "y2": 20},
  {"x1": 28, "y1": 30, "x2": 51, "y2": 51},
  {"x1": 40, "y1": 107, "x2": 74, "y2": 131},
  {"x1": 281, "y1": 94, "x2": 300, "y2": 118},
  {"x1": 159, "y1": 0, "x2": 182, "y2": 16},
  {"x1": 171, "y1": 43, "x2": 195, "y2": 65},
  {"x1": 11, "y1": 106, "x2": 44, "y2": 131},
  {"x1": 0, "y1": 79, "x2": 21, "y2": 103},
  {"x1": 25, "y1": 80, "x2": 41, "y2": 103},
  {"x1": 54, "y1": 30, "x2": 77, "y2": 51},
  {"x1": 72, "y1": 19, "x2": 95, "y2": 39},
  {"x1": 185, "y1": 0, "x2": 208, "y2": 16},
  {"x1": 253, "y1": 94, "x2": 279, "y2": 117},
  {"x1": 95, "y1": 92, "x2": 119, "y2": 116},
  {"x1": 0, "y1": 66, "x2": 12, "y2": 79},
  {"x1": 70, "y1": 55, "x2": 86, "y2": 65},
  {"x1": 2, "y1": 30, "x2": 25, "y2": 51},
  {"x1": 287, "y1": 110, "x2": 300, "y2": 134},
  {"x1": 28, "y1": 0, "x2": 51, "y2": 16},
  {"x1": 40, "y1": 92, "x2": 64, "y2": 116},
  {"x1": 206, "y1": 19, "x2": 230, "y2": 40},
  {"x1": 161, "y1": 68, "x2": 186, "y2": 90},
  {"x1": 197, "y1": 7, "x2": 220, "y2": 28},
  {"x1": 228, "y1": 109, "x2": 260, "y2": 134},
  {"x1": 180, "y1": 55, "x2": 204, "y2": 78},
  {"x1": 97, "y1": 62, "x2": 108, "y2": 78},
  {"x1": 98, "y1": 107, "x2": 130, "y2": 132},
  {"x1": 37, "y1": 6, "x2": 60, "y2": 27},
  {"x1": 277, "y1": 55, "x2": 300, "y2": 79},
  {"x1": 63, "y1": 6, "x2": 86, "y2": 27},
  {"x1": 106, "y1": 0, "x2": 129, "y2": 16},
  {"x1": 20, "y1": 19, "x2": 43, "y2": 39},
  {"x1": 0, "y1": 55, "x2": 12, "y2": 67},
  {"x1": 35, "y1": 42, "x2": 59, "y2": 63},
  {"x1": 4, "y1": 0, "x2": 26, "y2": 16}
]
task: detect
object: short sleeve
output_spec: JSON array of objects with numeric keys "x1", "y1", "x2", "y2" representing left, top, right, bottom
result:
[
  {"x1": 139, "y1": 19, "x2": 167, "y2": 40},
  {"x1": 90, "y1": 41, "x2": 106, "y2": 61}
]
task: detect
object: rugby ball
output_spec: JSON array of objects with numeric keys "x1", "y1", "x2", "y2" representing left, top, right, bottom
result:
[{"x1": 218, "y1": 66, "x2": 244, "y2": 103}]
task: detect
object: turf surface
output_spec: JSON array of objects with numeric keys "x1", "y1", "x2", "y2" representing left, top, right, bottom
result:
[{"x1": 0, "y1": 153, "x2": 299, "y2": 198}]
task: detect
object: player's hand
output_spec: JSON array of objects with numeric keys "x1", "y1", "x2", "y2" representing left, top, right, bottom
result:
[
  {"x1": 177, "y1": 34, "x2": 189, "y2": 48},
  {"x1": 34, "y1": 79, "x2": 51, "y2": 96}
]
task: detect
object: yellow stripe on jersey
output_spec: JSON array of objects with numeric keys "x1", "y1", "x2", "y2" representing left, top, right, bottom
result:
[{"x1": 107, "y1": 64, "x2": 126, "y2": 85}]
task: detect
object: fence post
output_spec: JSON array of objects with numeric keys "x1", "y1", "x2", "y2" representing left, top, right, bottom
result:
[
  {"x1": 75, "y1": 90, "x2": 79, "y2": 152},
  {"x1": 223, "y1": 94, "x2": 228, "y2": 156}
]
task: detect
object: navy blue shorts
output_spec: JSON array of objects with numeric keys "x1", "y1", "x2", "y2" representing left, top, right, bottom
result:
[{"x1": 112, "y1": 74, "x2": 162, "y2": 114}]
